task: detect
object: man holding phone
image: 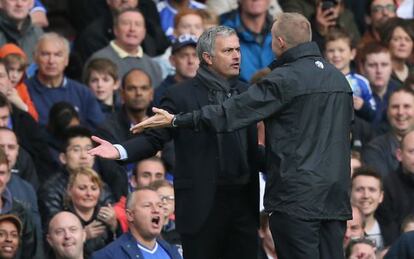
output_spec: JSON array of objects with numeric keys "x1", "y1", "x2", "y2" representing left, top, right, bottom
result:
[
  {"x1": 280, "y1": 0, "x2": 361, "y2": 51},
  {"x1": 314, "y1": 0, "x2": 360, "y2": 50}
]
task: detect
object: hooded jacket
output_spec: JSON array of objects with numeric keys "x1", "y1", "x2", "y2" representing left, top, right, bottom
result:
[
  {"x1": 220, "y1": 9, "x2": 275, "y2": 82},
  {"x1": 0, "y1": 43, "x2": 39, "y2": 121}
]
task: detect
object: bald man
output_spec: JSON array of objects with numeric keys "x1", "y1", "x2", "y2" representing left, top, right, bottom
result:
[
  {"x1": 92, "y1": 188, "x2": 181, "y2": 259},
  {"x1": 47, "y1": 212, "x2": 86, "y2": 259}
]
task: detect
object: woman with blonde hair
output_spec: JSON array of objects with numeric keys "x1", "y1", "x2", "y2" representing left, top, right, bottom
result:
[{"x1": 64, "y1": 168, "x2": 120, "y2": 256}]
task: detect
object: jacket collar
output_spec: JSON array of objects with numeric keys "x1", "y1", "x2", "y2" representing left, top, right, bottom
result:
[
  {"x1": 192, "y1": 72, "x2": 246, "y2": 108},
  {"x1": 120, "y1": 232, "x2": 173, "y2": 258},
  {"x1": 269, "y1": 42, "x2": 321, "y2": 70},
  {"x1": 0, "y1": 10, "x2": 32, "y2": 36},
  {"x1": 223, "y1": 9, "x2": 272, "y2": 44},
  {"x1": 1, "y1": 188, "x2": 13, "y2": 213},
  {"x1": 120, "y1": 232, "x2": 143, "y2": 258},
  {"x1": 398, "y1": 165, "x2": 414, "y2": 186}
]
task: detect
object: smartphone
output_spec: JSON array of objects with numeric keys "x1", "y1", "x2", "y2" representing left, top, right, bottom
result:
[{"x1": 321, "y1": 0, "x2": 337, "y2": 11}]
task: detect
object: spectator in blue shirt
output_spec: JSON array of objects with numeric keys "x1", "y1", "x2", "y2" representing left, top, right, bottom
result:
[
  {"x1": 220, "y1": 0, "x2": 275, "y2": 82},
  {"x1": 26, "y1": 33, "x2": 105, "y2": 129}
]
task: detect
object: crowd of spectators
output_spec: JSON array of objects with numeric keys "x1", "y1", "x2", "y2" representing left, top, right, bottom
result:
[{"x1": 0, "y1": 0, "x2": 413, "y2": 258}]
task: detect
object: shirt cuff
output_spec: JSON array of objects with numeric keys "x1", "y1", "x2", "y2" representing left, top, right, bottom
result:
[
  {"x1": 174, "y1": 113, "x2": 194, "y2": 128},
  {"x1": 113, "y1": 144, "x2": 128, "y2": 160}
]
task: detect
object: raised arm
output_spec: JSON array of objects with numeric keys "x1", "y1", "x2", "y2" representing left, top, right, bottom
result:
[{"x1": 88, "y1": 136, "x2": 121, "y2": 160}]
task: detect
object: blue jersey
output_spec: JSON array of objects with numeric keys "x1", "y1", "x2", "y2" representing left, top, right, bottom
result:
[
  {"x1": 138, "y1": 242, "x2": 171, "y2": 259},
  {"x1": 346, "y1": 72, "x2": 376, "y2": 111}
]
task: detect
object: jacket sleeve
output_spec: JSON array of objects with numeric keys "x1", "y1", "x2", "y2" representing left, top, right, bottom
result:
[{"x1": 176, "y1": 79, "x2": 285, "y2": 132}]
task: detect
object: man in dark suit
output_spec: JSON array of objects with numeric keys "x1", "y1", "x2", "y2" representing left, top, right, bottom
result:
[{"x1": 89, "y1": 26, "x2": 261, "y2": 259}]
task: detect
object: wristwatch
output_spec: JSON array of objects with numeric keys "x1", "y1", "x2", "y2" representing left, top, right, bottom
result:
[{"x1": 171, "y1": 115, "x2": 178, "y2": 127}]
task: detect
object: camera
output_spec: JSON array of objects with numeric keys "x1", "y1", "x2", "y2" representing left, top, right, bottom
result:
[{"x1": 321, "y1": 0, "x2": 338, "y2": 11}]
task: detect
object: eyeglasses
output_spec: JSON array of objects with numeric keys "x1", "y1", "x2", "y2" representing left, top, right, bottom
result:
[
  {"x1": 160, "y1": 195, "x2": 174, "y2": 203},
  {"x1": 176, "y1": 34, "x2": 198, "y2": 43},
  {"x1": 67, "y1": 145, "x2": 93, "y2": 154},
  {"x1": 371, "y1": 4, "x2": 396, "y2": 13}
]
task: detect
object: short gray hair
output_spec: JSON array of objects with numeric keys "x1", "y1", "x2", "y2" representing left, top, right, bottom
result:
[
  {"x1": 196, "y1": 25, "x2": 237, "y2": 65},
  {"x1": 126, "y1": 187, "x2": 156, "y2": 211},
  {"x1": 34, "y1": 32, "x2": 70, "y2": 58},
  {"x1": 272, "y1": 12, "x2": 311, "y2": 49}
]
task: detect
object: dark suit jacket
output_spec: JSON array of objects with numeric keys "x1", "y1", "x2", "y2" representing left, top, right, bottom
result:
[{"x1": 122, "y1": 77, "x2": 260, "y2": 234}]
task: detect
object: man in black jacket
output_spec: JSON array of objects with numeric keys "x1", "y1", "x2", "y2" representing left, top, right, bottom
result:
[
  {"x1": 131, "y1": 13, "x2": 354, "y2": 259},
  {"x1": 376, "y1": 129, "x2": 414, "y2": 245},
  {"x1": 90, "y1": 26, "x2": 261, "y2": 259}
]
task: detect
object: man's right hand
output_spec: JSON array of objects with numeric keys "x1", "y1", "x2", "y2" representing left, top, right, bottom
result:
[{"x1": 88, "y1": 136, "x2": 120, "y2": 160}]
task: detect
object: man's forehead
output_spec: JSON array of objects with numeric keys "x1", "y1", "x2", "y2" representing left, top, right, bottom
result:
[
  {"x1": 68, "y1": 137, "x2": 92, "y2": 145},
  {"x1": 0, "y1": 129, "x2": 17, "y2": 142},
  {"x1": 372, "y1": 0, "x2": 395, "y2": 6},
  {"x1": 137, "y1": 161, "x2": 164, "y2": 173},
  {"x1": 40, "y1": 39, "x2": 65, "y2": 50},
  {"x1": 118, "y1": 11, "x2": 144, "y2": 23},
  {"x1": 125, "y1": 72, "x2": 151, "y2": 86},
  {"x1": 389, "y1": 92, "x2": 414, "y2": 104},
  {"x1": 215, "y1": 34, "x2": 239, "y2": 44},
  {"x1": 366, "y1": 52, "x2": 391, "y2": 62},
  {"x1": 50, "y1": 213, "x2": 82, "y2": 230},
  {"x1": 136, "y1": 190, "x2": 161, "y2": 202},
  {"x1": 353, "y1": 175, "x2": 381, "y2": 185}
]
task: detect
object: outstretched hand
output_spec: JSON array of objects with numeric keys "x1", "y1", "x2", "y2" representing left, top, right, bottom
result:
[
  {"x1": 130, "y1": 107, "x2": 174, "y2": 134},
  {"x1": 88, "y1": 136, "x2": 120, "y2": 160}
]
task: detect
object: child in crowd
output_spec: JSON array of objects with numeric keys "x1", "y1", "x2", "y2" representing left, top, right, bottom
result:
[
  {"x1": 325, "y1": 28, "x2": 376, "y2": 122},
  {"x1": 0, "y1": 43, "x2": 39, "y2": 121},
  {"x1": 83, "y1": 58, "x2": 121, "y2": 116}
]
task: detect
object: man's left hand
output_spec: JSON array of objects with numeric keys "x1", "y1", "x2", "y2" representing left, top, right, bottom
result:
[{"x1": 130, "y1": 107, "x2": 174, "y2": 134}]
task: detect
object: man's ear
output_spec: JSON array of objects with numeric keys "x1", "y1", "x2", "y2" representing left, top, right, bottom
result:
[
  {"x1": 202, "y1": 52, "x2": 213, "y2": 65},
  {"x1": 46, "y1": 234, "x2": 52, "y2": 247},
  {"x1": 169, "y1": 55, "x2": 176, "y2": 67},
  {"x1": 350, "y1": 48, "x2": 357, "y2": 61},
  {"x1": 113, "y1": 80, "x2": 120, "y2": 91},
  {"x1": 277, "y1": 36, "x2": 286, "y2": 50},
  {"x1": 396, "y1": 148, "x2": 403, "y2": 162},
  {"x1": 126, "y1": 209, "x2": 134, "y2": 223},
  {"x1": 130, "y1": 175, "x2": 138, "y2": 188},
  {"x1": 59, "y1": 153, "x2": 67, "y2": 165}
]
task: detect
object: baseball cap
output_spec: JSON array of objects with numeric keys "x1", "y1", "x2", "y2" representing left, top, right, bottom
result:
[
  {"x1": 171, "y1": 34, "x2": 198, "y2": 54},
  {"x1": 0, "y1": 214, "x2": 23, "y2": 235}
]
